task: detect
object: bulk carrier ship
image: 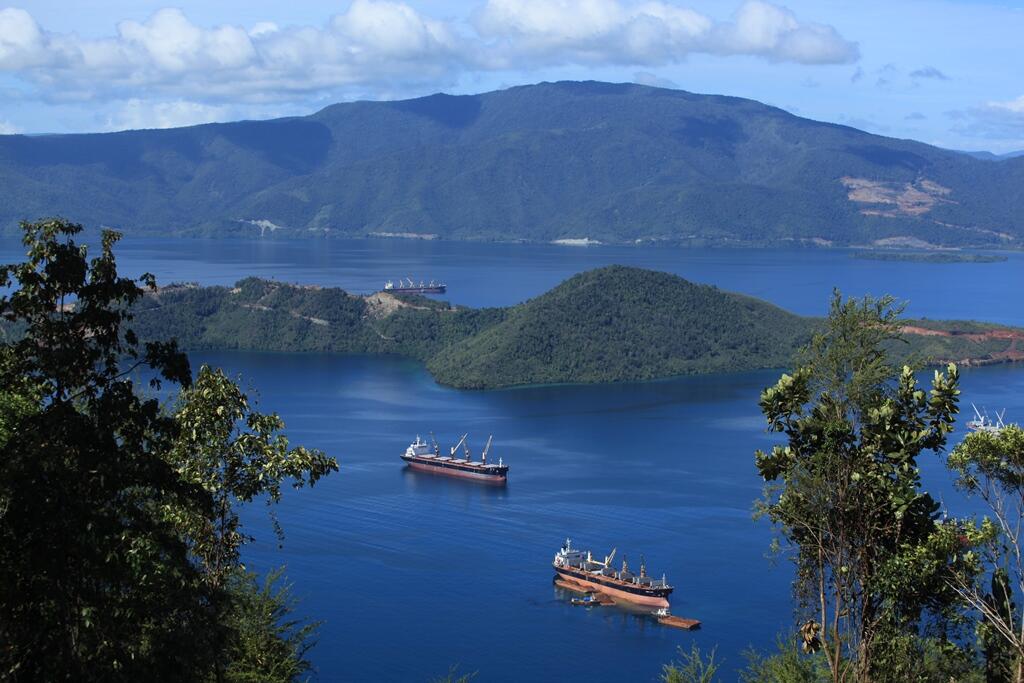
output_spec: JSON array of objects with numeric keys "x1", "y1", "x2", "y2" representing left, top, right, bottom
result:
[
  {"x1": 401, "y1": 434, "x2": 508, "y2": 483},
  {"x1": 383, "y1": 278, "x2": 446, "y2": 295},
  {"x1": 553, "y1": 539, "x2": 673, "y2": 608}
]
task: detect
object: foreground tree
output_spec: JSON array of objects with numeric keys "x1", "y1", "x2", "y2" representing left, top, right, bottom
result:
[
  {"x1": 754, "y1": 292, "x2": 973, "y2": 682},
  {"x1": 0, "y1": 219, "x2": 336, "y2": 681},
  {"x1": 947, "y1": 424, "x2": 1024, "y2": 681},
  {"x1": 166, "y1": 364, "x2": 337, "y2": 681},
  {"x1": 167, "y1": 365, "x2": 336, "y2": 591},
  {"x1": 0, "y1": 219, "x2": 214, "y2": 680}
]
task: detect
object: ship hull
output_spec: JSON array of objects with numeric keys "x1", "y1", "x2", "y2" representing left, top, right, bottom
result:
[
  {"x1": 401, "y1": 455, "x2": 507, "y2": 483},
  {"x1": 553, "y1": 566, "x2": 672, "y2": 608}
]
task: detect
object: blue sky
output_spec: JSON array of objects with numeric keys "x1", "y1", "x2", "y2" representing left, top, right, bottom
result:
[{"x1": 1, "y1": 0, "x2": 1022, "y2": 152}]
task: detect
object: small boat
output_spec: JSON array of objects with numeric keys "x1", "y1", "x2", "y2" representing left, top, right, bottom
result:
[
  {"x1": 654, "y1": 607, "x2": 701, "y2": 629},
  {"x1": 571, "y1": 595, "x2": 600, "y2": 606}
]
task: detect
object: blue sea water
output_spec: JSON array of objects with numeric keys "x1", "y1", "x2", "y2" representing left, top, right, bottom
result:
[
  {"x1": 2, "y1": 236, "x2": 1022, "y2": 680},
  {"x1": 12, "y1": 236, "x2": 1019, "y2": 323}
]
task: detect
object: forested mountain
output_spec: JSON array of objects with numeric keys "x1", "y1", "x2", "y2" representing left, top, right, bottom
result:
[
  {"x1": 130, "y1": 266, "x2": 1024, "y2": 389},
  {"x1": 2, "y1": 81, "x2": 1023, "y2": 247}
]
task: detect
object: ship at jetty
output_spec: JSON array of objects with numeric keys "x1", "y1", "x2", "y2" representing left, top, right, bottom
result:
[
  {"x1": 401, "y1": 434, "x2": 508, "y2": 483},
  {"x1": 383, "y1": 277, "x2": 446, "y2": 295},
  {"x1": 553, "y1": 539, "x2": 673, "y2": 608}
]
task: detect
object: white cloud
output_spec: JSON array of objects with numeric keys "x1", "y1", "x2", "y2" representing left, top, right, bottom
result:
[
  {"x1": 0, "y1": 1, "x2": 857, "y2": 107},
  {"x1": 988, "y1": 94, "x2": 1024, "y2": 115},
  {"x1": 948, "y1": 95, "x2": 1024, "y2": 145},
  {"x1": 708, "y1": 1, "x2": 857, "y2": 64},
  {"x1": 0, "y1": 1, "x2": 465, "y2": 103},
  {"x1": 106, "y1": 99, "x2": 233, "y2": 131},
  {"x1": 474, "y1": 0, "x2": 857, "y2": 66},
  {"x1": 0, "y1": 119, "x2": 20, "y2": 134},
  {"x1": 632, "y1": 70, "x2": 678, "y2": 88}
]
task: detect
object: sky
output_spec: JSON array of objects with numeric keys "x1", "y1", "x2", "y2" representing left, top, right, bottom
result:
[{"x1": 0, "y1": 0, "x2": 1022, "y2": 153}]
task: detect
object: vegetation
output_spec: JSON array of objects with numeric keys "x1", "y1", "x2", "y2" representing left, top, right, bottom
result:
[
  {"x1": 850, "y1": 251, "x2": 1008, "y2": 263},
  {"x1": 659, "y1": 291, "x2": 1024, "y2": 681},
  {"x1": 947, "y1": 424, "x2": 1024, "y2": 681},
  {"x1": 754, "y1": 292, "x2": 973, "y2": 681},
  {"x1": 660, "y1": 645, "x2": 720, "y2": 682},
  {"x1": 426, "y1": 267, "x2": 810, "y2": 388},
  {"x1": 1, "y1": 81, "x2": 1023, "y2": 247},
  {"x1": 126, "y1": 267, "x2": 1024, "y2": 390},
  {"x1": 0, "y1": 219, "x2": 336, "y2": 681}
]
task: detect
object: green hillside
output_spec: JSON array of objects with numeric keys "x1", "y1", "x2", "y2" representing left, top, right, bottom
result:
[
  {"x1": 129, "y1": 266, "x2": 1024, "y2": 389},
  {"x1": 425, "y1": 267, "x2": 811, "y2": 388},
  {"x1": 2, "y1": 81, "x2": 1023, "y2": 247}
]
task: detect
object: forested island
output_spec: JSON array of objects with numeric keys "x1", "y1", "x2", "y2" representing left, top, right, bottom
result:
[{"x1": 131, "y1": 266, "x2": 1024, "y2": 389}]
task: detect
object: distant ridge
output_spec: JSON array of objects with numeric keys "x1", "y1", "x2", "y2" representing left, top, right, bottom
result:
[
  {"x1": 2, "y1": 81, "x2": 1022, "y2": 247},
  {"x1": 956, "y1": 149, "x2": 1024, "y2": 161}
]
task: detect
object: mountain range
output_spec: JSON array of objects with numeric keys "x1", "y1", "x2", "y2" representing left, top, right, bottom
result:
[{"x1": 2, "y1": 81, "x2": 1023, "y2": 248}]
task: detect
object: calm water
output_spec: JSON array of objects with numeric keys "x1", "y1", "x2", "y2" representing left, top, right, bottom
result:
[
  {"x1": 202, "y1": 353, "x2": 1024, "y2": 682},
  {"x1": 1, "y1": 236, "x2": 1018, "y2": 323},
  {"x1": 2, "y1": 236, "x2": 1022, "y2": 680}
]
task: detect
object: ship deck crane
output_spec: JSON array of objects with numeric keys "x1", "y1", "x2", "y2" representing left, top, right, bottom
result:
[
  {"x1": 450, "y1": 433, "x2": 469, "y2": 458},
  {"x1": 481, "y1": 435, "x2": 493, "y2": 464}
]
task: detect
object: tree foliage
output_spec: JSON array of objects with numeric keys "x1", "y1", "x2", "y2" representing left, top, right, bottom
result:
[
  {"x1": 0, "y1": 219, "x2": 335, "y2": 681},
  {"x1": 755, "y1": 291, "x2": 975, "y2": 682},
  {"x1": 167, "y1": 365, "x2": 336, "y2": 590},
  {"x1": 660, "y1": 644, "x2": 720, "y2": 683},
  {"x1": 221, "y1": 569, "x2": 320, "y2": 683},
  {"x1": 0, "y1": 218, "x2": 213, "y2": 680},
  {"x1": 947, "y1": 424, "x2": 1024, "y2": 681}
]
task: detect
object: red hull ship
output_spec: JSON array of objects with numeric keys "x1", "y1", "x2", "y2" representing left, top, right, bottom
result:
[
  {"x1": 553, "y1": 539, "x2": 673, "y2": 608},
  {"x1": 400, "y1": 434, "x2": 508, "y2": 483}
]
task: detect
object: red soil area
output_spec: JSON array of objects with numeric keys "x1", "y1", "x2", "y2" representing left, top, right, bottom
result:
[{"x1": 900, "y1": 325, "x2": 1024, "y2": 365}]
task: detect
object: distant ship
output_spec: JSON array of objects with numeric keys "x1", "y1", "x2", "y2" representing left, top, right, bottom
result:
[
  {"x1": 401, "y1": 434, "x2": 508, "y2": 483},
  {"x1": 383, "y1": 277, "x2": 446, "y2": 295},
  {"x1": 553, "y1": 539, "x2": 673, "y2": 608},
  {"x1": 967, "y1": 403, "x2": 1007, "y2": 434}
]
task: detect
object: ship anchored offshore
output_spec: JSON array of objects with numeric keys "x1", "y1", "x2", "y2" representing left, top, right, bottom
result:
[
  {"x1": 383, "y1": 277, "x2": 446, "y2": 295},
  {"x1": 967, "y1": 403, "x2": 1008, "y2": 434},
  {"x1": 401, "y1": 434, "x2": 508, "y2": 483},
  {"x1": 553, "y1": 539, "x2": 673, "y2": 608}
]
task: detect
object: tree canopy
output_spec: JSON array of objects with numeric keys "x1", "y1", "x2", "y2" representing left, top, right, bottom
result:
[{"x1": 0, "y1": 218, "x2": 336, "y2": 682}]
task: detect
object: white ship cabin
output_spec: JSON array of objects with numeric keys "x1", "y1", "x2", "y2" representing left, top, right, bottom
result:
[
  {"x1": 405, "y1": 436, "x2": 437, "y2": 459},
  {"x1": 554, "y1": 539, "x2": 587, "y2": 568}
]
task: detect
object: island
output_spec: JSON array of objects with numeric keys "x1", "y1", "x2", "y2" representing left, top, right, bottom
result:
[
  {"x1": 131, "y1": 266, "x2": 1024, "y2": 389},
  {"x1": 850, "y1": 251, "x2": 1008, "y2": 263}
]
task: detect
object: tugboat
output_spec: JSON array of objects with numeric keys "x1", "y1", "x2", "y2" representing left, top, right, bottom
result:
[
  {"x1": 400, "y1": 434, "x2": 508, "y2": 483},
  {"x1": 383, "y1": 277, "x2": 446, "y2": 295},
  {"x1": 552, "y1": 539, "x2": 673, "y2": 609}
]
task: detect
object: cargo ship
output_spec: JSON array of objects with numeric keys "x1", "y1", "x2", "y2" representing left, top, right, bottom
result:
[
  {"x1": 552, "y1": 539, "x2": 673, "y2": 608},
  {"x1": 384, "y1": 278, "x2": 446, "y2": 295},
  {"x1": 400, "y1": 434, "x2": 508, "y2": 483}
]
